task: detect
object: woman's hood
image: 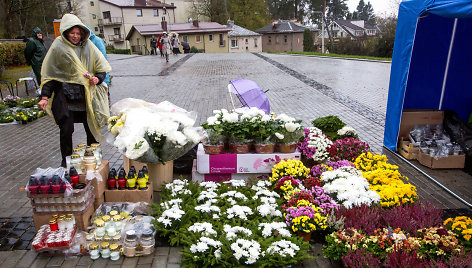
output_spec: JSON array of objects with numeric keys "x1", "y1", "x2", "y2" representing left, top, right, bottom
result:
[{"x1": 59, "y1": 14, "x2": 90, "y2": 46}]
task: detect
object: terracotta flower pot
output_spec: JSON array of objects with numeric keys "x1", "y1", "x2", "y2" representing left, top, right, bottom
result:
[
  {"x1": 203, "y1": 143, "x2": 225, "y2": 155},
  {"x1": 229, "y1": 143, "x2": 251, "y2": 154},
  {"x1": 297, "y1": 231, "x2": 312, "y2": 242},
  {"x1": 278, "y1": 143, "x2": 297, "y2": 153},
  {"x1": 254, "y1": 143, "x2": 275, "y2": 154}
]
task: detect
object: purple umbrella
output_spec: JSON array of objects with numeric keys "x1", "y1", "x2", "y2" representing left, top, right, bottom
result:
[{"x1": 229, "y1": 79, "x2": 270, "y2": 114}]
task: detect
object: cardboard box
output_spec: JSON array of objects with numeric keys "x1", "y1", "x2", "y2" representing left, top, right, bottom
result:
[
  {"x1": 104, "y1": 182, "x2": 153, "y2": 203},
  {"x1": 123, "y1": 156, "x2": 173, "y2": 191},
  {"x1": 196, "y1": 144, "x2": 301, "y2": 174},
  {"x1": 192, "y1": 160, "x2": 269, "y2": 183},
  {"x1": 94, "y1": 193, "x2": 104, "y2": 210},
  {"x1": 79, "y1": 160, "x2": 109, "y2": 199},
  {"x1": 398, "y1": 138, "x2": 419, "y2": 160},
  {"x1": 398, "y1": 110, "x2": 444, "y2": 139},
  {"x1": 417, "y1": 150, "x2": 466, "y2": 169},
  {"x1": 33, "y1": 197, "x2": 95, "y2": 231}
]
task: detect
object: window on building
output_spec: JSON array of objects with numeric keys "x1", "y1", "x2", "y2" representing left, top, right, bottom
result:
[
  {"x1": 99, "y1": 26, "x2": 104, "y2": 33},
  {"x1": 245, "y1": 38, "x2": 248, "y2": 44},
  {"x1": 268, "y1": 36, "x2": 271, "y2": 43},
  {"x1": 163, "y1": 8, "x2": 167, "y2": 14},
  {"x1": 196, "y1": 35, "x2": 201, "y2": 42},
  {"x1": 284, "y1": 35, "x2": 287, "y2": 43},
  {"x1": 254, "y1": 38, "x2": 257, "y2": 47},
  {"x1": 114, "y1": 27, "x2": 120, "y2": 35},
  {"x1": 340, "y1": 32, "x2": 343, "y2": 37},
  {"x1": 103, "y1": 11, "x2": 111, "y2": 19},
  {"x1": 219, "y1": 34, "x2": 224, "y2": 46},
  {"x1": 94, "y1": 27, "x2": 99, "y2": 32},
  {"x1": 182, "y1": 35, "x2": 188, "y2": 42},
  {"x1": 275, "y1": 36, "x2": 279, "y2": 44},
  {"x1": 92, "y1": 14, "x2": 96, "y2": 19},
  {"x1": 136, "y1": 9, "x2": 143, "y2": 17},
  {"x1": 153, "y1": 9, "x2": 159, "y2": 16},
  {"x1": 90, "y1": 1, "x2": 94, "y2": 6},
  {"x1": 171, "y1": 2, "x2": 174, "y2": 6},
  {"x1": 246, "y1": 46, "x2": 248, "y2": 51},
  {"x1": 209, "y1": 34, "x2": 213, "y2": 42},
  {"x1": 231, "y1": 39, "x2": 238, "y2": 48}
]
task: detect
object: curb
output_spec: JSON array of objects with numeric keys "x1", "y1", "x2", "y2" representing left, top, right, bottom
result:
[{"x1": 267, "y1": 52, "x2": 392, "y2": 64}]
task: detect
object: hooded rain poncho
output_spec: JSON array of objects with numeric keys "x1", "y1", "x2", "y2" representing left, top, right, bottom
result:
[{"x1": 41, "y1": 14, "x2": 112, "y2": 141}]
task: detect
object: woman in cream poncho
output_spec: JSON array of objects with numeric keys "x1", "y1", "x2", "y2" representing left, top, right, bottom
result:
[{"x1": 38, "y1": 14, "x2": 112, "y2": 167}]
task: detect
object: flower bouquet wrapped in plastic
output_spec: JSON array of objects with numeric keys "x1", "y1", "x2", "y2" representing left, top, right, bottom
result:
[{"x1": 107, "y1": 98, "x2": 203, "y2": 164}]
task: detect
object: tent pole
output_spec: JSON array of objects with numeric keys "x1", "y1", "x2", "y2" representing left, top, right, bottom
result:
[
  {"x1": 384, "y1": 146, "x2": 472, "y2": 208},
  {"x1": 439, "y1": 18, "x2": 458, "y2": 110}
]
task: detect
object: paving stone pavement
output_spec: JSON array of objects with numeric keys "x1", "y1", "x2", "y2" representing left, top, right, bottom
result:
[{"x1": 0, "y1": 52, "x2": 470, "y2": 267}]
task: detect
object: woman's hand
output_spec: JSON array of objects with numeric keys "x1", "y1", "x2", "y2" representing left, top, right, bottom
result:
[
  {"x1": 89, "y1": 76, "x2": 99, "y2": 85},
  {"x1": 38, "y1": 98, "x2": 48, "y2": 111}
]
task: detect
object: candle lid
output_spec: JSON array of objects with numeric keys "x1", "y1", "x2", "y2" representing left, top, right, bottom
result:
[
  {"x1": 72, "y1": 147, "x2": 81, "y2": 153},
  {"x1": 109, "y1": 210, "x2": 118, "y2": 216},
  {"x1": 102, "y1": 215, "x2": 111, "y2": 222},
  {"x1": 104, "y1": 236, "x2": 112, "y2": 242},
  {"x1": 110, "y1": 244, "x2": 120, "y2": 251},
  {"x1": 71, "y1": 154, "x2": 81, "y2": 159},
  {"x1": 77, "y1": 143, "x2": 87, "y2": 148},
  {"x1": 52, "y1": 214, "x2": 59, "y2": 219},
  {"x1": 113, "y1": 234, "x2": 121, "y2": 241},
  {"x1": 86, "y1": 234, "x2": 94, "y2": 241},
  {"x1": 91, "y1": 143, "x2": 100, "y2": 147},
  {"x1": 100, "y1": 242, "x2": 110, "y2": 249},
  {"x1": 89, "y1": 243, "x2": 99, "y2": 250},
  {"x1": 49, "y1": 219, "x2": 56, "y2": 224},
  {"x1": 95, "y1": 219, "x2": 105, "y2": 227},
  {"x1": 112, "y1": 215, "x2": 122, "y2": 221}
]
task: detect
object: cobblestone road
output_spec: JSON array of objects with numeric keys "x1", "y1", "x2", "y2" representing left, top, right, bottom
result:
[{"x1": 0, "y1": 53, "x2": 468, "y2": 267}]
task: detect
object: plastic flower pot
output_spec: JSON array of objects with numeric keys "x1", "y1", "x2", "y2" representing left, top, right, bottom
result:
[
  {"x1": 21, "y1": 120, "x2": 27, "y2": 125},
  {"x1": 254, "y1": 143, "x2": 275, "y2": 154},
  {"x1": 278, "y1": 143, "x2": 297, "y2": 153},
  {"x1": 203, "y1": 143, "x2": 225, "y2": 155},
  {"x1": 297, "y1": 231, "x2": 312, "y2": 242},
  {"x1": 229, "y1": 143, "x2": 251, "y2": 154}
]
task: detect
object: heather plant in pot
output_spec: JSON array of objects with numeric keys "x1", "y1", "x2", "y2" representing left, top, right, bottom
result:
[{"x1": 312, "y1": 115, "x2": 345, "y2": 140}]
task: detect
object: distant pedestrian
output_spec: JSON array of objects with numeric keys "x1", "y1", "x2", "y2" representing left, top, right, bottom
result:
[
  {"x1": 160, "y1": 32, "x2": 171, "y2": 62},
  {"x1": 157, "y1": 34, "x2": 164, "y2": 57},
  {"x1": 24, "y1": 27, "x2": 47, "y2": 84},
  {"x1": 150, "y1": 35, "x2": 158, "y2": 55},
  {"x1": 181, "y1": 41, "x2": 190, "y2": 54},
  {"x1": 171, "y1": 33, "x2": 180, "y2": 55}
]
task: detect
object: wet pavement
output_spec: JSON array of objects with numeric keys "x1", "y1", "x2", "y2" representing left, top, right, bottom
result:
[{"x1": 0, "y1": 52, "x2": 470, "y2": 267}]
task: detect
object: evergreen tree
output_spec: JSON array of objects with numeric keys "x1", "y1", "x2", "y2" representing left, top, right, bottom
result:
[
  {"x1": 356, "y1": 0, "x2": 375, "y2": 25},
  {"x1": 268, "y1": 0, "x2": 305, "y2": 22},
  {"x1": 303, "y1": 28, "x2": 314, "y2": 51},
  {"x1": 230, "y1": 0, "x2": 270, "y2": 30}
]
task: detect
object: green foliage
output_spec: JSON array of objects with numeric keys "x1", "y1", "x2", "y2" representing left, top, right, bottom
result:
[
  {"x1": 0, "y1": 43, "x2": 26, "y2": 67},
  {"x1": 190, "y1": 46, "x2": 199, "y2": 53},
  {"x1": 303, "y1": 29, "x2": 315, "y2": 52},
  {"x1": 230, "y1": 0, "x2": 270, "y2": 30},
  {"x1": 312, "y1": 115, "x2": 345, "y2": 139},
  {"x1": 106, "y1": 49, "x2": 131, "y2": 54},
  {"x1": 268, "y1": 0, "x2": 306, "y2": 22},
  {"x1": 322, "y1": 232, "x2": 349, "y2": 260},
  {"x1": 356, "y1": 0, "x2": 376, "y2": 26}
]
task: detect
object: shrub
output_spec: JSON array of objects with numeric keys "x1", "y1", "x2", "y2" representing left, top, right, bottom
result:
[
  {"x1": 190, "y1": 46, "x2": 199, "y2": 53},
  {"x1": 106, "y1": 49, "x2": 130, "y2": 54},
  {"x1": 0, "y1": 42, "x2": 27, "y2": 67},
  {"x1": 311, "y1": 115, "x2": 345, "y2": 139}
]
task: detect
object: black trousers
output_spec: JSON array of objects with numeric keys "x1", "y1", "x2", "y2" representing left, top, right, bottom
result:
[{"x1": 59, "y1": 110, "x2": 97, "y2": 167}]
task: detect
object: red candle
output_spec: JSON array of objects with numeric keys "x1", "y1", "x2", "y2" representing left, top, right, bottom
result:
[
  {"x1": 69, "y1": 167, "x2": 80, "y2": 186},
  {"x1": 49, "y1": 219, "x2": 58, "y2": 231}
]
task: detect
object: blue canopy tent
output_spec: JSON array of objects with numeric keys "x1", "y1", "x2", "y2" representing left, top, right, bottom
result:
[{"x1": 383, "y1": 0, "x2": 472, "y2": 150}]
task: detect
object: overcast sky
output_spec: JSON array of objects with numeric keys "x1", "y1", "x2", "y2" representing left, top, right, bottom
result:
[{"x1": 346, "y1": 0, "x2": 400, "y2": 16}]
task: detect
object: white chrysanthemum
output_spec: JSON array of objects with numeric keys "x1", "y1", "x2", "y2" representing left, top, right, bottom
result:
[
  {"x1": 223, "y1": 179, "x2": 246, "y2": 188},
  {"x1": 189, "y1": 236, "x2": 222, "y2": 258},
  {"x1": 197, "y1": 190, "x2": 219, "y2": 203},
  {"x1": 284, "y1": 122, "x2": 300, "y2": 132},
  {"x1": 337, "y1": 126, "x2": 356, "y2": 136},
  {"x1": 226, "y1": 205, "x2": 253, "y2": 220},
  {"x1": 200, "y1": 181, "x2": 219, "y2": 191},
  {"x1": 259, "y1": 222, "x2": 291, "y2": 238},
  {"x1": 257, "y1": 203, "x2": 282, "y2": 218},
  {"x1": 167, "y1": 130, "x2": 188, "y2": 146},
  {"x1": 274, "y1": 132, "x2": 285, "y2": 140},
  {"x1": 188, "y1": 222, "x2": 217, "y2": 236},
  {"x1": 266, "y1": 240, "x2": 300, "y2": 258},
  {"x1": 157, "y1": 206, "x2": 185, "y2": 227},
  {"x1": 160, "y1": 198, "x2": 183, "y2": 210},
  {"x1": 223, "y1": 225, "x2": 253, "y2": 240},
  {"x1": 230, "y1": 239, "x2": 261, "y2": 265},
  {"x1": 183, "y1": 127, "x2": 202, "y2": 143}
]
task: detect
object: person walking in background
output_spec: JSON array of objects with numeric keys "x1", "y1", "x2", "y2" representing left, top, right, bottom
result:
[
  {"x1": 171, "y1": 33, "x2": 181, "y2": 55},
  {"x1": 86, "y1": 26, "x2": 110, "y2": 87},
  {"x1": 24, "y1": 27, "x2": 47, "y2": 84},
  {"x1": 38, "y1": 14, "x2": 111, "y2": 167},
  {"x1": 150, "y1": 35, "x2": 158, "y2": 55},
  {"x1": 160, "y1": 32, "x2": 171, "y2": 62},
  {"x1": 157, "y1": 34, "x2": 164, "y2": 57},
  {"x1": 181, "y1": 41, "x2": 190, "y2": 54}
]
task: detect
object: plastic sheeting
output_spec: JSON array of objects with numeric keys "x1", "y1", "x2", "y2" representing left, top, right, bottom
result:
[{"x1": 384, "y1": 0, "x2": 472, "y2": 150}]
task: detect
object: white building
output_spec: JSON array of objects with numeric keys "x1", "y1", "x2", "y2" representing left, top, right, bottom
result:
[
  {"x1": 227, "y1": 21, "x2": 262, "y2": 53},
  {"x1": 320, "y1": 20, "x2": 379, "y2": 40}
]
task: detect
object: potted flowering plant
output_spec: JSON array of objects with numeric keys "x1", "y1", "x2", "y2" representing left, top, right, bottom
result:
[
  {"x1": 250, "y1": 113, "x2": 278, "y2": 153},
  {"x1": 225, "y1": 112, "x2": 253, "y2": 154},
  {"x1": 4, "y1": 95, "x2": 20, "y2": 108},
  {"x1": 285, "y1": 205, "x2": 328, "y2": 241},
  {"x1": 201, "y1": 110, "x2": 225, "y2": 154},
  {"x1": 0, "y1": 112, "x2": 14, "y2": 123},
  {"x1": 274, "y1": 114, "x2": 303, "y2": 153},
  {"x1": 15, "y1": 111, "x2": 28, "y2": 124}
]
